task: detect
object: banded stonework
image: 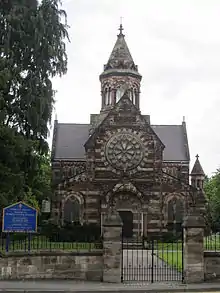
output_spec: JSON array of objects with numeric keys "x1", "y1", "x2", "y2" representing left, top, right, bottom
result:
[{"x1": 51, "y1": 25, "x2": 207, "y2": 238}]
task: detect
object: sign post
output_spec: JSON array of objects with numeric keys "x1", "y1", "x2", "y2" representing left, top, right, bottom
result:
[{"x1": 2, "y1": 202, "x2": 38, "y2": 253}]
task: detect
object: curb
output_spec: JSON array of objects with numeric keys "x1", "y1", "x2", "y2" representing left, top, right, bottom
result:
[{"x1": 1, "y1": 289, "x2": 220, "y2": 293}]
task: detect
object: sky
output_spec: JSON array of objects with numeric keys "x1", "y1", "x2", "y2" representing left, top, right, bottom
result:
[{"x1": 51, "y1": 0, "x2": 220, "y2": 176}]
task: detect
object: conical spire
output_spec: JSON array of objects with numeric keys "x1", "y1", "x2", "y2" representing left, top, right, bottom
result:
[
  {"x1": 103, "y1": 24, "x2": 139, "y2": 73},
  {"x1": 191, "y1": 155, "x2": 205, "y2": 176}
]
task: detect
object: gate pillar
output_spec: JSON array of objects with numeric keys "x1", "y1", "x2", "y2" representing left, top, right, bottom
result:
[
  {"x1": 102, "y1": 211, "x2": 123, "y2": 283},
  {"x1": 183, "y1": 209, "x2": 205, "y2": 283}
]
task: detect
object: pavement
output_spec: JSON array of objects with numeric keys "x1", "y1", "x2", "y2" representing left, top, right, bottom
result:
[{"x1": 1, "y1": 280, "x2": 220, "y2": 293}]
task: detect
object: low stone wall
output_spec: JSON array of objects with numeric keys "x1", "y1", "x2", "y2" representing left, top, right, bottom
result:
[
  {"x1": 204, "y1": 251, "x2": 220, "y2": 281},
  {"x1": 0, "y1": 251, "x2": 103, "y2": 281}
]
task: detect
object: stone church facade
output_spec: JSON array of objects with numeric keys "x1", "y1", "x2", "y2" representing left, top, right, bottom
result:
[{"x1": 51, "y1": 25, "x2": 206, "y2": 238}]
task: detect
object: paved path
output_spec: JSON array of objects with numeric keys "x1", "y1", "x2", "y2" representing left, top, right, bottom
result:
[
  {"x1": 122, "y1": 249, "x2": 181, "y2": 282},
  {"x1": 1, "y1": 280, "x2": 220, "y2": 292}
]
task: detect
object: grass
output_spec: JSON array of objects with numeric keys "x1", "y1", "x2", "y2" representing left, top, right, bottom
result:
[
  {"x1": 157, "y1": 251, "x2": 183, "y2": 272},
  {"x1": 153, "y1": 235, "x2": 220, "y2": 252},
  {"x1": 0, "y1": 235, "x2": 102, "y2": 253}
]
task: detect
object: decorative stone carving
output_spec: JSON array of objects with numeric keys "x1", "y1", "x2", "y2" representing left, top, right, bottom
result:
[{"x1": 105, "y1": 133, "x2": 144, "y2": 171}]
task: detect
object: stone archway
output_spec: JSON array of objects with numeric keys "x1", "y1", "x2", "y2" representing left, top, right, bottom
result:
[{"x1": 110, "y1": 191, "x2": 145, "y2": 238}]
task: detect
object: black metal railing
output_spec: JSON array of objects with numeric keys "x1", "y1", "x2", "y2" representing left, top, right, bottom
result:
[
  {"x1": 205, "y1": 232, "x2": 220, "y2": 251},
  {"x1": 0, "y1": 232, "x2": 102, "y2": 253}
]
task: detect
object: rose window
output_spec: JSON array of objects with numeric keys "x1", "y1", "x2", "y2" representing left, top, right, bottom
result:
[{"x1": 105, "y1": 133, "x2": 143, "y2": 171}]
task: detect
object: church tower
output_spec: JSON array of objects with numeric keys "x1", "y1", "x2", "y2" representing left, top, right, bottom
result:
[{"x1": 99, "y1": 24, "x2": 142, "y2": 112}]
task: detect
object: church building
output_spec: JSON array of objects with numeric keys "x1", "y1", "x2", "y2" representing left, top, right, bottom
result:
[{"x1": 51, "y1": 25, "x2": 206, "y2": 238}]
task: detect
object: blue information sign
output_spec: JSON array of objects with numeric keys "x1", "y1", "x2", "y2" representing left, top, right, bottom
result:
[{"x1": 2, "y1": 202, "x2": 38, "y2": 233}]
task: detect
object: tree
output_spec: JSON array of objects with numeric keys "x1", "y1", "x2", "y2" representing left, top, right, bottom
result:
[
  {"x1": 204, "y1": 170, "x2": 220, "y2": 227},
  {"x1": 0, "y1": 0, "x2": 69, "y2": 208}
]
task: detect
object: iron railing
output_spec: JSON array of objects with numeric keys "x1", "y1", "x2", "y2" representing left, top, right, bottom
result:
[
  {"x1": 0, "y1": 232, "x2": 102, "y2": 253},
  {"x1": 205, "y1": 232, "x2": 220, "y2": 251}
]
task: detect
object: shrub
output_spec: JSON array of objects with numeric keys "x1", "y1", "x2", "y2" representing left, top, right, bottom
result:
[{"x1": 41, "y1": 221, "x2": 101, "y2": 243}]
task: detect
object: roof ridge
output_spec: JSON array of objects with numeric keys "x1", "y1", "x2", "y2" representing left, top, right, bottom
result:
[{"x1": 151, "y1": 124, "x2": 182, "y2": 127}]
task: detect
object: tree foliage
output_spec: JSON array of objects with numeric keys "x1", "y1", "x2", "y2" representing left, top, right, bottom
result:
[
  {"x1": 0, "y1": 0, "x2": 69, "y2": 209},
  {"x1": 204, "y1": 170, "x2": 220, "y2": 227}
]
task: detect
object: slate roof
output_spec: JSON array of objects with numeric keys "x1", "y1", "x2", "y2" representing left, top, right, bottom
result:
[{"x1": 53, "y1": 123, "x2": 189, "y2": 162}]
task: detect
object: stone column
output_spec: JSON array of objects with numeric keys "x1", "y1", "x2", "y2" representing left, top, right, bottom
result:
[
  {"x1": 183, "y1": 210, "x2": 205, "y2": 283},
  {"x1": 102, "y1": 211, "x2": 122, "y2": 283}
]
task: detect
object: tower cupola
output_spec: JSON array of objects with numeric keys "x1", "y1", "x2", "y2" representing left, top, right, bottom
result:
[{"x1": 99, "y1": 24, "x2": 142, "y2": 112}]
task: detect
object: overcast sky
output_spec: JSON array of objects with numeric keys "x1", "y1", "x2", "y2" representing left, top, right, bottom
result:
[{"x1": 51, "y1": 0, "x2": 220, "y2": 176}]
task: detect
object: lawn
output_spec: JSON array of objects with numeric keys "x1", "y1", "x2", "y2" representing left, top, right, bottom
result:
[
  {"x1": 157, "y1": 251, "x2": 183, "y2": 272},
  {"x1": 153, "y1": 235, "x2": 220, "y2": 252}
]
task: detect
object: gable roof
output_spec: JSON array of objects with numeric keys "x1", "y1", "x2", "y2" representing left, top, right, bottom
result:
[{"x1": 53, "y1": 123, "x2": 189, "y2": 162}]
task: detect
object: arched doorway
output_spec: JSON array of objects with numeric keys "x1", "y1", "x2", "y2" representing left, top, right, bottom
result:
[{"x1": 106, "y1": 189, "x2": 145, "y2": 238}]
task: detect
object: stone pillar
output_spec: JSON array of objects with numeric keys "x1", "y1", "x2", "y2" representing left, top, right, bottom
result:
[
  {"x1": 183, "y1": 210, "x2": 205, "y2": 283},
  {"x1": 102, "y1": 211, "x2": 122, "y2": 283}
]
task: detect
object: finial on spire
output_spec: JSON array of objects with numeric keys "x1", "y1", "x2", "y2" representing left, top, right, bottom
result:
[
  {"x1": 118, "y1": 17, "x2": 124, "y2": 36},
  {"x1": 196, "y1": 154, "x2": 199, "y2": 160},
  {"x1": 183, "y1": 116, "x2": 185, "y2": 122}
]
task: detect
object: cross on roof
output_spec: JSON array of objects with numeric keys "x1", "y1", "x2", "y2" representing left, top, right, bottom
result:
[
  {"x1": 196, "y1": 154, "x2": 199, "y2": 159},
  {"x1": 118, "y1": 17, "x2": 124, "y2": 35}
]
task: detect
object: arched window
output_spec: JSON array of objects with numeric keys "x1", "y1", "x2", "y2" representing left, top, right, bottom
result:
[
  {"x1": 63, "y1": 196, "x2": 81, "y2": 224},
  {"x1": 107, "y1": 87, "x2": 111, "y2": 105},
  {"x1": 116, "y1": 87, "x2": 121, "y2": 102},
  {"x1": 104, "y1": 88, "x2": 108, "y2": 105},
  {"x1": 134, "y1": 89, "x2": 138, "y2": 105}
]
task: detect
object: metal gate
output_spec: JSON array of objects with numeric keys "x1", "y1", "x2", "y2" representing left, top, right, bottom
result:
[{"x1": 121, "y1": 232, "x2": 184, "y2": 283}]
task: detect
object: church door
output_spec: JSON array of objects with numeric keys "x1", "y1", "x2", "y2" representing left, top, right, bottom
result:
[{"x1": 118, "y1": 210, "x2": 133, "y2": 238}]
